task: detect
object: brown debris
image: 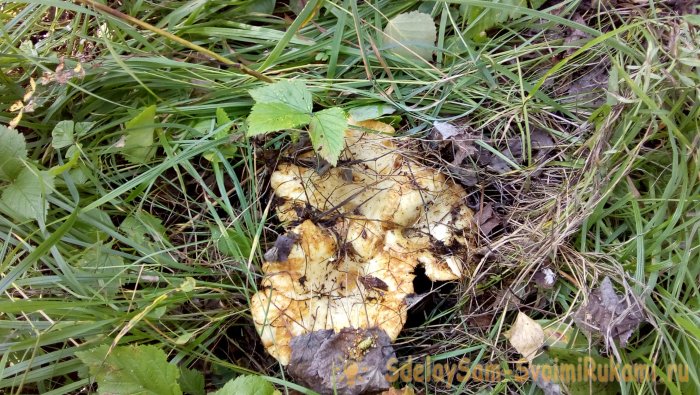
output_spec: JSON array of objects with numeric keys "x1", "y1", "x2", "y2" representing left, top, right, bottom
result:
[
  {"x1": 473, "y1": 203, "x2": 501, "y2": 236},
  {"x1": 288, "y1": 327, "x2": 395, "y2": 395},
  {"x1": 574, "y1": 277, "x2": 644, "y2": 348}
]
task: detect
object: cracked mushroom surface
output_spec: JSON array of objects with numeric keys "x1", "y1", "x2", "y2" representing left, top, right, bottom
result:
[{"x1": 251, "y1": 119, "x2": 476, "y2": 365}]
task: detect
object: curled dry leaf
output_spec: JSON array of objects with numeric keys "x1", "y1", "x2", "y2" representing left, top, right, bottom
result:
[
  {"x1": 288, "y1": 327, "x2": 395, "y2": 395},
  {"x1": 473, "y1": 203, "x2": 501, "y2": 236},
  {"x1": 505, "y1": 312, "x2": 545, "y2": 362},
  {"x1": 263, "y1": 232, "x2": 300, "y2": 262},
  {"x1": 250, "y1": 119, "x2": 476, "y2": 365},
  {"x1": 574, "y1": 277, "x2": 644, "y2": 347},
  {"x1": 40, "y1": 56, "x2": 85, "y2": 85},
  {"x1": 432, "y1": 121, "x2": 479, "y2": 166}
]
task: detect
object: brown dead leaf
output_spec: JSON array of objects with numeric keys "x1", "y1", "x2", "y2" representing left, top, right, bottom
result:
[
  {"x1": 263, "y1": 232, "x2": 300, "y2": 262},
  {"x1": 473, "y1": 203, "x2": 501, "y2": 236},
  {"x1": 574, "y1": 276, "x2": 644, "y2": 348},
  {"x1": 565, "y1": 15, "x2": 589, "y2": 55},
  {"x1": 505, "y1": 312, "x2": 544, "y2": 362},
  {"x1": 40, "y1": 56, "x2": 85, "y2": 86},
  {"x1": 432, "y1": 121, "x2": 478, "y2": 166},
  {"x1": 288, "y1": 327, "x2": 395, "y2": 395}
]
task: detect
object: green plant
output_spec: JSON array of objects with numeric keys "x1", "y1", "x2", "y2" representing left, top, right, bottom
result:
[
  {"x1": 77, "y1": 344, "x2": 278, "y2": 395},
  {"x1": 0, "y1": 126, "x2": 55, "y2": 224},
  {"x1": 245, "y1": 80, "x2": 348, "y2": 165}
]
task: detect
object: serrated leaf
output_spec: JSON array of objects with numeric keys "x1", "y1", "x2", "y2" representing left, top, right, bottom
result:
[
  {"x1": 122, "y1": 105, "x2": 157, "y2": 164},
  {"x1": 215, "y1": 108, "x2": 232, "y2": 138},
  {"x1": 308, "y1": 107, "x2": 347, "y2": 166},
  {"x1": 70, "y1": 167, "x2": 89, "y2": 185},
  {"x1": 120, "y1": 211, "x2": 167, "y2": 244},
  {"x1": 246, "y1": 103, "x2": 312, "y2": 136},
  {"x1": 76, "y1": 345, "x2": 182, "y2": 395},
  {"x1": 1, "y1": 167, "x2": 54, "y2": 222},
  {"x1": 179, "y1": 367, "x2": 205, "y2": 395},
  {"x1": 0, "y1": 125, "x2": 28, "y2": 180},
  {"x1": 383, "y1": 11, "x2": 437, "y2": 61},
  {"x1": 51, "y1": 120, "x2": 74, "y2": 149},
  {"x1": 75, "y1": 121, "x2": 95, "y2": 137},
  {"x1": 75, "y1": 243, "x2": 124, "y2": 296},
  {"x1": 211, "y1": 375, "x2": 277, "y2": 395},
  {"x1": 249, "y1": 80, "x2": 312, "y2": 114},
  {"x1": 76, "y1": 208, "x2": 113, "y2": 242}
]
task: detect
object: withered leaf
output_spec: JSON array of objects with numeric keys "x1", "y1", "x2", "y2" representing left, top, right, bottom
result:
[
  {"x1": 574, "y1": 277, "x2": 644, "y2": 347},
  {"x1": 432, "y1": 121, "x2": 478, "y2": 165},
  {"x1": 289, "y1": 327, "x2": 395, "y2": 395},
  {"x1": 359, "y1": 275, "x2": 389, "y2": 292},
  {"x1": 263, "y1": 232, "x2": 300, "y2": 262},
  {"x1": 529, "y1": 129, "x2": 555, "y2": 154},
  {"x1": 505, "y1": 312, "x2": 545, "y2": 362},
  {"x1": 473, "y1": 203, "x2": 500, "y2": 236}
]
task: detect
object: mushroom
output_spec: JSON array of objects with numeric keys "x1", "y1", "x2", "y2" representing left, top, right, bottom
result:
[{"x1": 251, "y1": 119, "x2": 475, "y2": 365}]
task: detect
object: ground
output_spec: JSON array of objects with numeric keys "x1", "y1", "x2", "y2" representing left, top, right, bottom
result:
[{"x1": 0, "y1": 1, "x2": 698, "y2": 394}]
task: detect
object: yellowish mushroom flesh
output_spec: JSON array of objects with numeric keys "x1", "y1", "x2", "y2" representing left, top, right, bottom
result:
[{"x1": 251, "y1": 120, "x2": 475, "y2": 364}]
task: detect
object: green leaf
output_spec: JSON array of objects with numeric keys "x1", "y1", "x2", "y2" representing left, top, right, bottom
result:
[
  {"x1": 246, "y1": 0, "x2": 275, "y2": 14},
  {"x1": 179, "y1": 367, "x2": 205, "y2": 395},
  {"x1": 180, "y1": 277, "x2": 196, "y2": 292},
  {"x1": 460, "y1": 0, "x2": 529, "y2": 40},
  {"x1": 683, "y1": 14, "x2": 700, "y2": 26},
  {"x1": 210, "y1": 224, "x2": 252, "y2": 260},
  {"x1": 122, "y1": 105, "x2": 157, "y2": 164},
  {"x1": 0, "y1": 125, "x2": 28, "y2": 180},
  {"x1": 249, "y1": 80, "x2": 312, "y2": 114},
  {"x1": 75, "y1": 208, "x2": 113, "y2": 242},
  {"x1": 74, "y1": 243, "x2": 125, "y2": 296},
  {"x1": 120, "y1": 211, "x2": 167, "y2": 244},
  {"x1": 215, "y1": 108, "x2": 233, "y2": 138},
  {"x1": 0, "y1": 166, "x2": 54, "y2": 222},
  {"x1": 246, "y1": 103, "x2": 311, "y2": 136},
  {"x1": 75, "y1": 121, "x2": 95, "y2": 137},
  {"x1": 51, "y1": 120, "x2": 74, "y2": 149},
  {"x1": 308, "y1": 107, "x2": 347, "y2": 166},
  {"x1": 348, "y1": 104, "x2": 397, "y2": 122},
  {"x1": 211, "y1": 375, "x2": 277, "y2": 395},
  {"x1": 76, "y1": 345, "x2": 182, "y2": 395},
  {"x1": 383, "y1": 11, "x2": 437, "y2": 61}
]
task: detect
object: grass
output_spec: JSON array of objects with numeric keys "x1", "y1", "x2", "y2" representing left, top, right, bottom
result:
[{"x1": 0, "y1": 0, "x2": 698, "y2": 394}]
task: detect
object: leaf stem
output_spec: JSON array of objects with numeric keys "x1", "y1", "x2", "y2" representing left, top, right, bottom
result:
[{"x1": 74, "y1": 0, "x2": 273, "y2": 83}]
